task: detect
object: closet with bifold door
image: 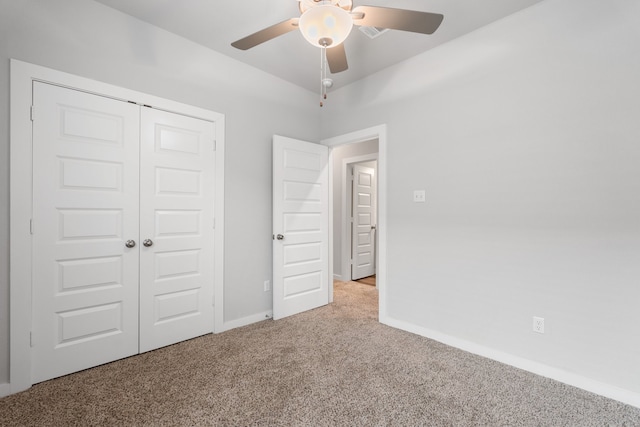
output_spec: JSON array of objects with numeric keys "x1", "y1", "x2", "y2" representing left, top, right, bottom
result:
[{"x1": 31, "y1": 81, "x2": 216, "y2": 383}]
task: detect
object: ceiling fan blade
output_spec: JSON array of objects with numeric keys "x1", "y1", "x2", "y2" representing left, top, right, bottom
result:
[
  {"x1": 231, "y1": 18, "x2": 299, "y2": 50},
  {"x1": 352, "y1": 6, "x2": 443, "y2": 35},
  {"x1": 326, "y1": 44, "x2": 348, "y2": 74}
]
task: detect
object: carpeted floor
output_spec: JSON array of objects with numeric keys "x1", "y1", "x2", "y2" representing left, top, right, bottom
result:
[{"x1": 1, "y1": 280, "x2": 640, "y2": 426}]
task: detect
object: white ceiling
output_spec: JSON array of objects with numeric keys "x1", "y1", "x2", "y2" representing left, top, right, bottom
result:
[{"x1": 94, "y1": 0, "x2": 544, "y2": 92}]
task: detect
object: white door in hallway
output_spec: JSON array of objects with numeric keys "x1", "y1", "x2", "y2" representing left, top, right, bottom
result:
[
  {"x1": 351, "y1": 164, "x2": 376, "y2": 280},
  {"x1": 272, "y1": 135, "x2": 329, "y2": 320},
  {"x1": 139, "y1": 108, "x2": 216, "y2": 352},
  {"x1": 31, "y1": 82, "x2": 140, "y2": 382}
]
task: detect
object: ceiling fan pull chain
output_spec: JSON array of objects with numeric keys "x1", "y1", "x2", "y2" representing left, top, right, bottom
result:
[
  {"x1": 319, "y1": 44, "x2": 326, "y2": 107},
  {"x1": 322, "y1": 45, "x2": 328, "y2": 101},
  {"x1": 319, "y1": 45, "x2": 322, "y2": 107}
]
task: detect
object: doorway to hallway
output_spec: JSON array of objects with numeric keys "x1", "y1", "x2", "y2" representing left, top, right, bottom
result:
[
  {"x1": 323, "y1": 124, "x2": 387, "y2": 322},
  {"x1": 328, "y1": 138, "x2": 378, "y2": 283}
]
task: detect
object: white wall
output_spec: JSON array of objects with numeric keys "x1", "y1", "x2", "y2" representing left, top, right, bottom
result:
[
  {"x1": 0, "y1": 0, "x2": 319, "y2": 386},
  {"x1": 331, "y1": 140, "x2": 378, "y2": 278},
  {"x1": 322, "y1": 0, "x2": 640, "y2": 400}
]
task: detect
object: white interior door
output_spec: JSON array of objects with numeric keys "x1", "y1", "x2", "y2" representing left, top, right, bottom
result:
[
  {"x1": 32, "y1": 82, "x2": 217, "y2": 382},
  {"x1": 139, "y1": 108, "x2": 216, "y2": 352},
  {"x1": 272, "y1": 135, "x2": 329, "y2": 320},
  {"x1": 351, "y1": 164, "x2": 376, "y2": 280},
  {"x1": 31, "y1": 82, "x2": 140, "y2": 382}
]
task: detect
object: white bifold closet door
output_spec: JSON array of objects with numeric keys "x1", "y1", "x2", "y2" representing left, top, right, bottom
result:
[
  {"x1": 138, "y1": 107, "x2": 215, "y2": 353},
  {"x1": 31, "y1": 82, "x2": 215, "y2": 383}
]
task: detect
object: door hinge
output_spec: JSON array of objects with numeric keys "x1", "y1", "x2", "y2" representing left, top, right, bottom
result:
[
  {"x1": 30, "y1": 218, "x2": 34, "y2": 235},
  {"x1": 212, "y1": 140, "x2": 217, "y2": 151},
  {"x1": 30, "y1": 331, "x2": 34, "y2": 347},
  {"x1": 30, "y1": 105, "x2": 35, "y2": 122}
]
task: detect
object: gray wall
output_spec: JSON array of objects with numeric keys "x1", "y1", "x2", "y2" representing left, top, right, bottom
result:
[
  {"x1": 322, "y1": 0, "x2": 640, "y2": 394},
  {"x1": 0, "y1": 0, "x2": 319, "y2": 385},
  {"x1": 331, "y1": 140, "x2": 378, "y2": 278}
]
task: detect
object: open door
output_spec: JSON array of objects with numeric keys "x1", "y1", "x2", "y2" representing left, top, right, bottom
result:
[
  {"x1": 351, "y1": 163, "x2": 376, "y2": 280},
  {"x1": 273, "y1": 135, "x2": 329, "y2": 320}
]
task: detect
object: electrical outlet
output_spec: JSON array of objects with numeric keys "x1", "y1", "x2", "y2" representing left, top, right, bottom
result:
[
  {"x1": 413, "y1": 190, "x2": 426, "y2": 203},
  {"x1": 533, "y1": 316, "x2": 545, "y2": 334},
  {"x1": 264, "y1": 280, "x2": 271, "y2": 292}
]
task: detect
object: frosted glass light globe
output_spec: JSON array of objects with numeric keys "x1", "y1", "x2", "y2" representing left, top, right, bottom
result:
[{"x1": 299, "y1": 5, "x2": 353, "y2": 48}]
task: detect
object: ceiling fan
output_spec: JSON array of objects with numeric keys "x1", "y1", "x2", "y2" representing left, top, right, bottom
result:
[{"x1": 231, "y1": 0, "x2": 444, "y2": 75}]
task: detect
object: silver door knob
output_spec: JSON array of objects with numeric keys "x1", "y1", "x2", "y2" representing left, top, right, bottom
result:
[
  {"x1": 276, "y1": 234, "x2": 284, "y2": 240},
  {"x1": 143, "y1": 239, "x2": 153, "y2": 247},
  {"x1": 125, "y1": 240, "x2": 136, "y2": 248}
]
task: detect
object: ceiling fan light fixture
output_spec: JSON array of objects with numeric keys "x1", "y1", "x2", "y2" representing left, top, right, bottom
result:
[{"x1": 299, "y1": 5, "x2": 353, "y2": 48}]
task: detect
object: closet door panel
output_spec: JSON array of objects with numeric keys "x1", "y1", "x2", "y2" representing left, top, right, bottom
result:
[
  {"x1": 139, "y1": 108, "x2": 215, "y2": 352},
  {"x1": 31, "y1": 82, "x2": 140, "y2": 383}
]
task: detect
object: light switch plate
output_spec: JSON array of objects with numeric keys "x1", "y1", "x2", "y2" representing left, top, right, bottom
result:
[{"x1": 413, "y1": 190, "x2": 426, "y2": 203}]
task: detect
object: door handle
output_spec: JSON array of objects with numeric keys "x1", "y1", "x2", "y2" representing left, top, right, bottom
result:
[
  {"x1": 276, "y1": 234, "x2": 285, "y2": 240},
  {"x1": 371, "y1": 225, "x2": 376, "y2": 230},
  {"x1": 143, "y1": 239, "x2": 154, "y2": 247},
  {"x1": 125, "y1": 240, "x2": 136, "y2": 248}
]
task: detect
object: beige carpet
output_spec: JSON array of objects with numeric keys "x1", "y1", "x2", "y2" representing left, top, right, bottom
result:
[{"x1": 1, "y1": 280, "x2": 640, "y2": 426}]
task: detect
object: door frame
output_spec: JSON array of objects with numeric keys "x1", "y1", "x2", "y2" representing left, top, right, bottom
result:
[
  {"x1": 322, "y1": 125, "x2": 387, "y2": 320},
  {"x1": 9, "y1": 59, "x2": 225, "y2": 394},
  {"x1": 343, "y1": 156, "x2": 378, "y2": 282}
]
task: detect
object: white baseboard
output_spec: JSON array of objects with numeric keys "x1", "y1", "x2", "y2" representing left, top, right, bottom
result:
[
  {"x1": 333, "y1": 274, "x2": 343, "y2": 281},
  {"x1": 0, "y1": 382, "x2": 11, "y2": 398},
  {"x1": 220, "y1": 310, "x2": 273, "y2": 332},
  {"x1": 382, "y1": 316, "x2": 640, "y2": 409}
]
